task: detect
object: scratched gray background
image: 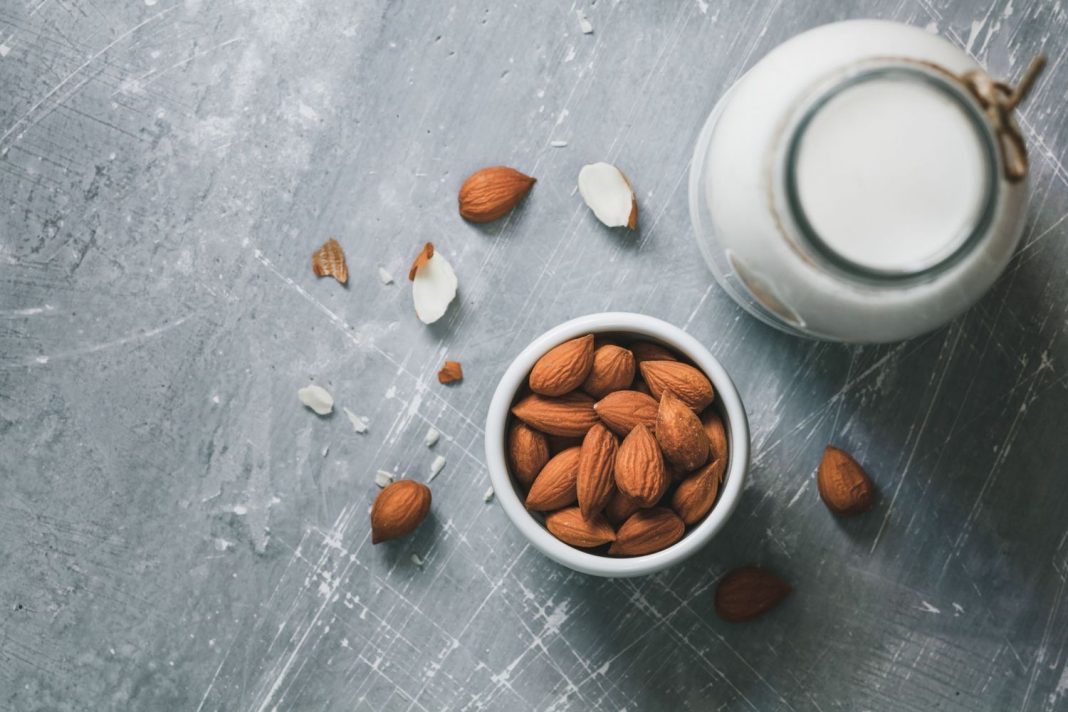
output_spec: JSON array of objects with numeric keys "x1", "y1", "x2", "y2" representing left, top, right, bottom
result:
[{"x1": 2, "y1": 0, "x2": 1067, "y2": 710}]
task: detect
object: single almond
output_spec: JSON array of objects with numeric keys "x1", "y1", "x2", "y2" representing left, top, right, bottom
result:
[
  {"x1": 655, "y1": 391, "x2": 711, "y2": 471},
  {"x1": 438, "y1": 360, "x2": 463, "y2": 384},
  {"x1": 630, "y1": 341, "x2": 678, "y2": 363},
  {"x1": 458, "y1": 166, "x2": 536, "y2": 223},
  {"x1": 614, "y1": 424, "x2": 667, "y2": 507},
  {"x1": 608, "y1": 507, "x2": 684, "y2": 556},
  {"x1": 529, "y1": 334, "x2": 595, "y2": 396},
  {"x1": 700, "y1": 409, "x2": 729, "y2": 463},
  {"x1": 640, "y1": 361, "x2": 715, "y2": 411},
  {"x1": 311, "y1": 238, "x2": 348, "y2": 284},
  {"x1": 817, "y1": 445, "x2": 874, "y2": 516},
  {"x1": 714, "y1": 567, "x2": 792, "y2": 622},
  {"x1": 577, "y1": 423, "x2": 617, "y2": 519},
  {"x1": 604, "y1": 489, "x2": 641, "y2": 525},
  {"x1": 593, "y1": 390, "x2": 658, "y2": 437},
  {"x1": 582, "y1": 344, "x2": 636, "y2": 398},
  {"x1": 672, "y1": 458, "x2": 726, "y2": 525},
  {"x1": 511, "y1": 392, "x2": 598, "y2": 437},
  {"x1": 525, "y1": 447, "x2": 581, "y2": 511},
  {"x1": 508, "y1": 422, "x2": 550, "y2": 488},
  {"x1": 371, "y1": 480, "x2": 431, "y2": 544},
  {"x1": 545, "y1": 507, "x2": 616, "y2": 548}
]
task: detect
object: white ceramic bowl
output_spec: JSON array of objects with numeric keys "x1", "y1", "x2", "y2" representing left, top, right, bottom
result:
[{"x1": 485, "y1": 313, "x2": 750, "y2": 577}]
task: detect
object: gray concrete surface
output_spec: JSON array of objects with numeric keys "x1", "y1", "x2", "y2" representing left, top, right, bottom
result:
[{"x1": 2, "y1": 1, "x2": 1068, "y2": 710}]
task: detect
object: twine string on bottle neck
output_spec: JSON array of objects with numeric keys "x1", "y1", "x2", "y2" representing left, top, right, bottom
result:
[{"x1": 962, "y1": 55, "x2": 1047, "y2": 183}]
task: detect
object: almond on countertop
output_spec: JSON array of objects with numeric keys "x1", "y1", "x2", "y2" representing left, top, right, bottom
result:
[
  {"x1": 639, "y1": 360, "x2": 715, "y2": 411},
  {"x1": 311, "y1": 238, "x2": 348, "y2": 284},
  {"x1": 614, "y1": 424, "x2": 667, "y2": 507},
  {"x1": 714, "y1": 567, "x2": 792, "y2": 622},
  {"x1": 529, "y1": 334, "x2": 595, "y2": 396},
  {"x1": 371, "y1": 480, "x2": 432, "y2": 544},
  {"x1": 655, "y1": 391, "x2": 711, "y2": 471},
  {"x1": 511, "y1": 392, "x2": 599, "y2": 437},
  {"x1": 817, "y1": 445, "x2": 875, "y2": 516},
  {"x1": 593, "y1": 389, "x2": 658, "y2": 437},
  {"x1": 438, "y1": 360, "x2": 463, "y2": 384},
  {"x1": 608, "y1": 508, "x2": 684, "y2": 556},
  {"x1": 458, "y1": 166, "x2": 536, "y2": 223}
]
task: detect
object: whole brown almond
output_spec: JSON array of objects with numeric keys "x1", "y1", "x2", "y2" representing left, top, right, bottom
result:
[
  {"x1": 714, "y1": 567, "x2": 792, "y2": 622},
  {"x1": 577, "y1": 423, "x2": 617, "y2": 519},
  {"x1": 508, "y1": 422, "x2": 550, "y2": 488},
  {"x1": 614, "y1": 424, "x2": 667, "y2": 507},
  {"x1": 817, "y1": 445, "x2": 874, "y2": 516},
  {"x1": 511, "y1": 392, "x2": 598, "y2": 437},
  {"x1": 545, "y1": 507, "x2": 616, "y2": 548},
  {"x1": 608, "y1": 507, "x2": 684, "y2": 556},
  {"x1": 594, "y1": 390, "x2": 658, "y2": 437},
  {"x1": 458, "y1": 166, "x2": 535, "y2": 223},
  {"x1": 525, "y1": 447, "x2": 581, "y2": 511},
  {"x1": 604, "y1": 489, "x2": 641, "y2": 525},
  {"x1": 582, "y1": 344, "x2": 636, "y2": 398},
  {"x1": 630, "y1": 341, "x2": 678, "y2": 363},
  {"x1": 529, "y1": 334, "x2": 595, "y2": 396},
  {"x1": 371, "y1": 480, "x2": 432, "y2": 544},
  {"x1": 672, "y1": 458, "x2": 726, "y2": 525},
  {"x1": 655, "y1": 391, "x2": 711, "y2": 471},
  {"x1": 700, "y1": 409, "x2": 729, "y2": 463},
  {"x1": 640, "y1": 361, "x2": 715, "y2": 411}
]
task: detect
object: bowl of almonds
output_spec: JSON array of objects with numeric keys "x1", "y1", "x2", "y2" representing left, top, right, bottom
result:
[{"x1": 485, "y1": 313, "x2": 749, "y2": 577}]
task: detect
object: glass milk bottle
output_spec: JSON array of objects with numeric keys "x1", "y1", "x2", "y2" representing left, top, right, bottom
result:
[{"x1": 689, "y1": 20, "x2": 1045, "y2": 343}]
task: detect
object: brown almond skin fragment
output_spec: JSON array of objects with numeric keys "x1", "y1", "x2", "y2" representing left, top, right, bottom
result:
[
  {"x1": 614, "y1": 424, "x2": 667, "y2": 507},
  {"x1": 714, "y1": 567, "x2": 792, "y2": 622},
  {"x1": 311, "y1": 238, "x2": 348, "y2": 284},
  {"x1": 525, "y1": 447, "x2": 581, "y2": 511},
  {"x1": 508, "y1": 422, "x2": 550, "y2": 488},
  {"x1": 604, "y1": 489, "x2": 641, "y2": 526},
  {"x1": 593, "y1": 390, "x2": 658, "y2": 437},
  {"x1": 817, "y1": 445, "x2": 875, "y2": 516},
  {"x1": 655, "y1": 391, "x2": 711, "y2": 471},
  {"x1": 577, "y1": 423, "x2": 618, "y2": 519},
  {"x1": 458, "y1": 166, "x2": 536, "y2": 223},
  {"x1": 437, "y1": 360, "x2": 463, "y2": 384},
  {"x1": 528, "y1": 334, "x2": 595, "y2": 397},
  {"x1": 630, "y1": 341, "x2": 678, "y2": 363},
  {"x1": 371, "y1": 480, "x2": 432, "y2": 544},
  {"x1": 545, "y1": 507, "x2": 616, "y2": 548},
  {"x1": 582, "y1": 344, "x2": 636, "y2": 399},
  {"x1": 608, "y1": 508, "x2": 685, "y2": 556},
  {"x1": 700, "y1": 409, "x2": 729, "y2": 463},
  {"x1": 511, "y1": 392, "x2": 598, "y2": 437},
  {"x1": 671, "y1": 458, "x2": 726, "y2": 525},
  {"x1": 639, "y1": 361, "x2": 715, "y2": 411}
]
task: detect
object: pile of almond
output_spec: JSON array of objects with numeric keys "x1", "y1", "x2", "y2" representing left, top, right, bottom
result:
[{"x1": 507, "y1": 334, "x2": 728, "y2": 556}]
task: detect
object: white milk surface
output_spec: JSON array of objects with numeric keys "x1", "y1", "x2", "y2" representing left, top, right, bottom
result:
[{"x1": 794, "y1": 77, "x2": 988, "y2": 274}]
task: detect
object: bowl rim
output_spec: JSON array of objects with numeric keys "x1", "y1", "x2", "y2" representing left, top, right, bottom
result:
[{"x1": 484, "y1": 312, "x2": 750, "y2": 577}]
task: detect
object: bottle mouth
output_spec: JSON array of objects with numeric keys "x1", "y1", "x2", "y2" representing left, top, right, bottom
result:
[{"x1": 780, "y1": 63, "x2": 1000, "y2": 282}]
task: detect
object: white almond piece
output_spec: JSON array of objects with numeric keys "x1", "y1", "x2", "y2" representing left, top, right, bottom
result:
[
  {"x1": 378, "y1": 266, "x2": 394, "y2": 285},
  {"x1": 298, "y1": 384, "x2": 334, "y2": 415},
  {"x1": 550, "y1": 140, "x2": 568, "y2": 148},
  {"x1": 428, "y1": 455, "x2": 446, "y2": 481},
  {"x1": 576, "y1": 10, "x2": 593, "y2": 34},
  {"x1": 410, "y1": 553, "x2": 424, "y2": 567},
  {"x1": 578, "y1": 162, "x2": 637, "y2": 229},
  {"x1": 412, "y1": 252, "x2": 458, "y2": 324},
  {"x1": 424, "y1": 427, "x2": 440, "y2": 447},
  {"x1": 343, "y1": 407, "x2": 369, "y2": 433},
  {"x1": 374, "y1": 470, "x2": 394, "y2": 488},
  {"x1": 483, "y1": 486, "x2": 495, "y2": 503}
]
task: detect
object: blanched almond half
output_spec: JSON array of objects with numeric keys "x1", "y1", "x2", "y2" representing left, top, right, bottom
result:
[
  {"x1": 578, "y1": 162, "x2": 637, "y2": 229},
  {"x1": 545, "y1": 507, "x2": 615, "y2": 548},
  {"x1": 529, "y1": 334, "x2": 595, "y2": 396},
  {"x1": 410, "y1": 242, "x2": 458, "y2": 324}
]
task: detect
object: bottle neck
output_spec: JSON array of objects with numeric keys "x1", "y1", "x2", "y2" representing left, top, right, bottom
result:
[{"x1": 775, "y1": 61, "x2": 1000, "y2": 283}]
